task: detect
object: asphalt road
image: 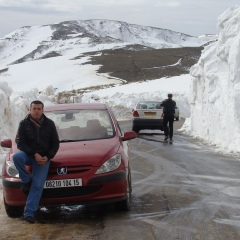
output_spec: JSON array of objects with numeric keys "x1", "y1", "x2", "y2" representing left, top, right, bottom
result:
[{"x1": 1, "y1": 119, "x2": 240, "y2": 240}]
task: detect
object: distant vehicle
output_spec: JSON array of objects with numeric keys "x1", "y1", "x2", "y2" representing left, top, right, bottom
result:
[
  {"x1": 132, "y1": 100, "x2": 164, "y2": 133},
  {"x1": 132, "y1": 101, "x2": 180, "y2": 133},
  {"x1": 1, "y1": 103, "x2": 137, "y2": 218}
]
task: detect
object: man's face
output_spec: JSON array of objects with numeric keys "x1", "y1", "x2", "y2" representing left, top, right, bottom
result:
[{"x1": 30, "y1": 103, "x2": 43, "y2": 120}]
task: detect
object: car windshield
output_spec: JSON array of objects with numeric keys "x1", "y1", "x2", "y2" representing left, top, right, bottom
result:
[
  {"x1": 45, "y1": 109, "x2": 114, "y2": 142},
  {"x1": 136, "y1": 101, "x2": 162, "y2": 109}
]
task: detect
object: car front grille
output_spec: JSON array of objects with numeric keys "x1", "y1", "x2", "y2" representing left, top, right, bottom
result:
[
  {"x1": 48, "y1": 165, "x2": 92, "y2": 175},
  {"x1": 42, "y1": 185, "x2": 102, "y2": 198}
]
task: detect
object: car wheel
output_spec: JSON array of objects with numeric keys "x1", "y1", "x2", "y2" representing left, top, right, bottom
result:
[
  {"x1": 132, "y1": 126, "x2": 140, "y2": 133},
  {"x1": 115, "y1": 166, "x2": 132, "y2": 211},
  {"x1": 4, "y1": 196, "x2": 24, "y2": 218}
]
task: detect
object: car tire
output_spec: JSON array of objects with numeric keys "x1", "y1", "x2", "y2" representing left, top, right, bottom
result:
[
  {"x1": 132, "y1": 126, "x2": 140, "y2": 133},
  {"x1": 4, "y1": 196, "x2": 24, "y2": 218},
  {"x1": 115, "y1": 166, "x2": 132, "y2": 211}
]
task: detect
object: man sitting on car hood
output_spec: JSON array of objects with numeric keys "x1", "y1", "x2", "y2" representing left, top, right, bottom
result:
[{"x1": 13, "y1": 100, "x2": 59, "y2": 223}]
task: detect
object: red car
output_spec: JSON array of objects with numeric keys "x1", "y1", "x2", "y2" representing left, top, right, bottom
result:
[{"x1": 1, "y1": 103, "x2": 136, "y2": 217}]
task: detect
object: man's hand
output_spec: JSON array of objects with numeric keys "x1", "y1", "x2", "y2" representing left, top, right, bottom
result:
[{"x1": 34, "y1": 153, "x2": 48, "y2": 166}]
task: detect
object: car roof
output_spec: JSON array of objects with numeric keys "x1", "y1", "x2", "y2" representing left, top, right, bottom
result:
[
  {"x1": 137, "y1": 100, "x2": 177, "y2": 105},
  {"x1": 44, "y1": 103, "x2": 108, "y2": 112}
]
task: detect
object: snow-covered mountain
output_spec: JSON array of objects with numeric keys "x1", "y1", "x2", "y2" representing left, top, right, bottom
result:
[
  {"x1": 1, "y1": 5, "x2": 240, "y2": 155},
  {"x1": 0, "y1": 19, "x2": 217, "y2": 67}
]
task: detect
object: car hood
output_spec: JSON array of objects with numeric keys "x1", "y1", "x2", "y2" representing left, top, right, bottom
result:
[{"x1": 51, "y1": 137, "x2": 121, "y2": 167}]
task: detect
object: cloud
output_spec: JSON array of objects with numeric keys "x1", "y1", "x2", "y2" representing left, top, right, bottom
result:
[
  {"x1": 155, "y1": 2, "x2": 181, "y2": 7},
  {"x1": 0, "y1": 0, "x2": 181, "y2": 12},
  {"x1": 0, "y1": 0, "x2": 239, "y2": 38}
]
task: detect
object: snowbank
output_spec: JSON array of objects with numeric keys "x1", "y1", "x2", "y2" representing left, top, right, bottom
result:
[
  {"x1": 182, "y1": 5, "x2": 240, "y2": 154},
  {"x1": 0, "y1": 84, "x2": 56, "y2": 153},
  {"x1": 0, "y1": 74, "x2": 191, "y2": 155},
  {"x1": 81, "y1": 75, "x2": 191, "y2": 120}
]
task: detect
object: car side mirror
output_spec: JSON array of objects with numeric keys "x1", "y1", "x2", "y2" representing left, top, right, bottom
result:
[
  {"x1": 1, "y1": 139, "x2": 12, "y2": 148},
  {"x1": 121, "y1": 131, "x2": 137, "y2": 141}
]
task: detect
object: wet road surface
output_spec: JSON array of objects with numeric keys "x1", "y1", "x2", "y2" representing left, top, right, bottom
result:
[{"x1": 1, "y1": 119, "x2": 240, "y2": 240}]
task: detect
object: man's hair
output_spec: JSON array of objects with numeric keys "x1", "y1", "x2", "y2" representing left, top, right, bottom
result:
[
  {"x1": 168, "y1": 93, "x2": 173, "y2": 98},
  {"x1": 30, "y1": 100, "x2": 44, "y2": 108}
]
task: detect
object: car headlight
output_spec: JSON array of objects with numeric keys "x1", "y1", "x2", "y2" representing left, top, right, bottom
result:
[
  {"x1": 95, "y1": 154, "x2": 121, "y2": 174},
  {"x1": 6, "y1": 160, "x2": 19, "y2": 177}
]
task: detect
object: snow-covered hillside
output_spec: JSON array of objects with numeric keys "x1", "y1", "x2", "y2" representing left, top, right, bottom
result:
[
  {"x1": 0, "y1": 19, "x2": 216, "y2": 93},
  {"x1": 0, "y1": 19, "x2": 217, "y2": 67}
]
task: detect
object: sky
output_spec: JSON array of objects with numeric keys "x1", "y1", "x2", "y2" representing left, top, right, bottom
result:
[
  {"x1": 0, "y1": 0, "x2": 240, "y2": 38},
  {"x1": 1, "y1": 4, "x2": 240, "y2": 163}
]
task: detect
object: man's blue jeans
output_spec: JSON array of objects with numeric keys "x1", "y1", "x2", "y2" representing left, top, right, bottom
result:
[{"x1": 13, "y1": 151, "x2": 50, "y2": 218}]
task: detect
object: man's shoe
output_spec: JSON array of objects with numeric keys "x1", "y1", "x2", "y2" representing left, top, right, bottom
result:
[
  {"x1": 169, "y1": 138, "x2": 173, "y2": 143},
  {"x1": 164, "y1": 136, "x2": 168, "y2": 141},
  {"x1": 20, "y1": 180, "x2": 31, "y2": 194},
  {"x1": 25, "y1": 216, "x2": 35, "y2": 224}
]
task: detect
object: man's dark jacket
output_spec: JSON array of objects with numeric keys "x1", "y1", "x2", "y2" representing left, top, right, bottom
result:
[
  {"x1": 16, "y1": 114, "x2": 59, "y2": 160},
  {"x1": 161, "y1": 99, "x2": 176, "y2": 115}
]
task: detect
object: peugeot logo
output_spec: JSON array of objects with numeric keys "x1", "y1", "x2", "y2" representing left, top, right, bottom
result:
[{"x1": 57, "y1": 167, "x2": 67, "y2": 175}]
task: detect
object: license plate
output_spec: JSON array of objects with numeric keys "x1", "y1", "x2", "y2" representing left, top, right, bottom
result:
[
  {"x1": 144, "y1": 112, "x2": 156, "y2": 116},
  {"x1": 44, "y1": 178, "x2": 82, "y2": 188}
]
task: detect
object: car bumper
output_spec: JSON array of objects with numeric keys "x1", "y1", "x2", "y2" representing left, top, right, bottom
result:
[
  {"x1": 133, "y1": 118, "x2": 163, "y2": 130},
  {"x1": 2, "y1": 170, "x2": 128, "y2": 206}
]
